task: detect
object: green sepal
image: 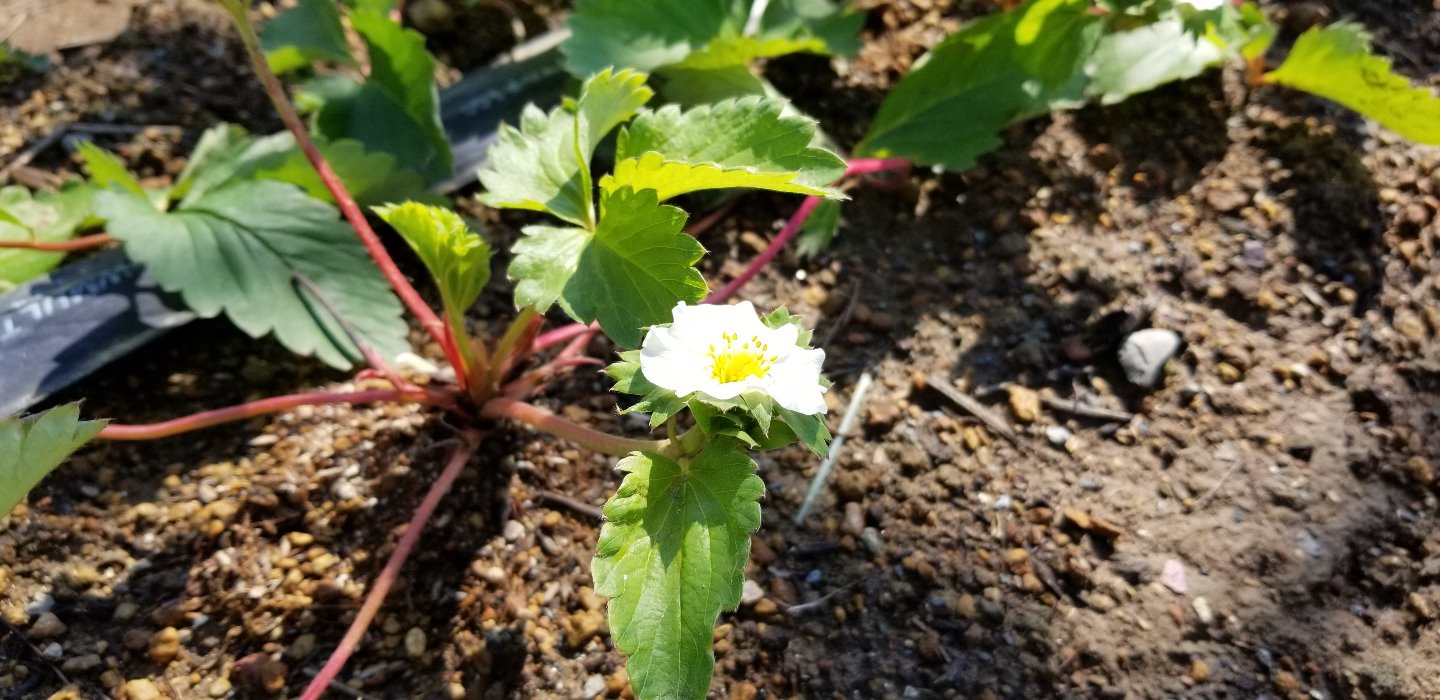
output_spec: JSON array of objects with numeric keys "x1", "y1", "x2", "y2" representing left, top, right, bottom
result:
[{"x1": 776, "y1": 405, "x2": 829, "y2": 456}]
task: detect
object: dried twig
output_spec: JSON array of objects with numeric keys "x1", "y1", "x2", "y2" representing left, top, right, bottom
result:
[
  {"x1": 925, "y1": 375, "x2": 1020, "y2": 446},
  {"x1": 785, "y1": 587, "x2": 846, "y2": 615},
  {"x1": 535, "y1": 490, "x2": 604, "y2": 521},
  {"x1": 300, "y1": 669, "x2": 381, "y2": 700},
  {"x1": 1191, "y1": 460, "x2": 1245, "y2": 510},
  {"x1": 795, "y1": 372, "x2": 874, "y2": 524},
  {"x1": 1039, "y1": 396, "x2": 1134, "y2": 423}
]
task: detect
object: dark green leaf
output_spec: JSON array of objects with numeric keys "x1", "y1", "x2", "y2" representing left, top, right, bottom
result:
[
  {"x1": 262, "y1": 0, "x2": 354, "y2": 74},
  {"x1": 856, "y1": 0, "x2": 1103, "y2": 171},
  {"x1": 316, "y1": 11, "x2": 452, "y2": 182},
  {"x1": 776, "y1": 405, "x2": 829, "y2": 455},
  {"x1": 96, "y1": 181, "x2": 410, "y2": 369},
  {"x1": 593, "y1": 441, "x2": 764, "y2": 700},
  {"x1": 794, "y1": 197, "x2": 841, "y2": 258},
  {"x1": 561, "y1": 187, "x2": 707, "y2": 348}
]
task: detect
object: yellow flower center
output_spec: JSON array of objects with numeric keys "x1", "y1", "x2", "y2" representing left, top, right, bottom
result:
[{"x1": 708, "y1": 332, "x2": 777, "y2": 384}]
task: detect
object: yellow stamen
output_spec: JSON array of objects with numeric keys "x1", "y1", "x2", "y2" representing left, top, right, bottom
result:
[{"x1": 709, "y1": 331, "x2": 776, "y2": 383}]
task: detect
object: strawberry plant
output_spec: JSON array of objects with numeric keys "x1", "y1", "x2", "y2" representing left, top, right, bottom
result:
[{"x1": 1, "y1": 3, "x2": 845, "y2": 699}]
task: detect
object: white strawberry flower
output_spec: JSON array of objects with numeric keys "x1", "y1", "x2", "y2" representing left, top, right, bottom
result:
[{"x1": 639, "y1": 302, "x2": 827, "y2": 415}]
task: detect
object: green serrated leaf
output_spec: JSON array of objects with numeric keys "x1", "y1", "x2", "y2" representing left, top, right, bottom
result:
[
  {"x1": 1264, "y1": 22, "x2": 1440, "y2": 144},
  {"x1": 672, "y1": 35, "x2": 826, "y2": 71},
  {"x1": 794, "y1": 197, "x2": 841, "y2": 258},
  {"x1": 603, "y1": 152, "x2": 843, "y2": 202},
  {"x1": 593, "y1": 441, "x2": 764, "y2": 700},
  {"x1": 608, "y1": 350, "x2": 662, "y2": 398},
  {"x1": 375, "y1": 202, "x2": 491, "y2": 321},
  {"x1": 96, "y1": 181, "x2": 411, "y2": 369},
  {"x1": 1084, "y1": 17, "x2": 1225, "y2": 105},
  {"x1": 0, "y1": 185, "x2": 95, "y2": 290},
  {"x1": 509, "y1": 225, "x2": 589, "y2": 310},
  {"x1": 1, "y1": 404, "x2": 106, "y2": 517},
  {"x1": 562, "y1": 187, "x2": 707, "y2": 348},
  {"x1": 479, "y1": 69, "x2": 653, "y2": 227},
  {"x1": 242, "y1": 133, "x2": 438, "y2": 208},
  {"x1": 316, "y1": 10, "x2": 452, "y2": 182},
  {"x1": 172, "y1": 124, "x2": 256, "y2": 206},
  {"x1": 618, "y1": 97, "x2": 846, "y2": 191},
  {"x1": 776, "y1": 405, "x2": 829, "y2": 455},
  {"x1": 856, "y1": 0, "x2": 1103, "y2": 170},
  {"x1": 564, "y1": 0, "x2": 858, "y2": 84},
  {"x1": 77, "y1": 141, "x2": 147, "y2": 199},
  {"x1": 630, "y1": 389, "x2": 688, "y2": 427},
  {"x1": 261, "y1": 0, "x2": 355, "y2": 74},
  {"x1": 657, "y1": 63, "x2": 771, "y2": 106}
]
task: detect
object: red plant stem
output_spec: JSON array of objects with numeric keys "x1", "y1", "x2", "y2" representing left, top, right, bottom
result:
[
  {"x1": 844, "y1": 157, "x2": 911, "y2": 177},
  {"x1": 704, "y1": 195, "x2": 820, "y2": 303},
  {"x1": 97, "y1": 389, "x2": 440, "y2": 441},
  {"x1": 684, "y1": 201, "x2": 734, "y2": 237},
  {"x1": 480, "y1": 398, "x2": 664, "y2": 456},
  {"x1": 220, "y1": 5, "x2": 464, "y2": 382},
  {"x1": 0, "y1": 233, "x2": 114, "y2": 252},
  {"x1": 299, "y1": 436, "x2": 481, "y2": 700},
  {"x1": 532, "y1": 321, "x2": 599, "y2": 352}
]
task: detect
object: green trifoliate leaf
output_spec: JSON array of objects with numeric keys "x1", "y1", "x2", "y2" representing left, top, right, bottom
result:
[
  {"x1": 616, "y1": 97, "x2": 846, "y2": 193},
  {"x1": 171, "y1": 124, "x2": 256, "y2": 206},
  {"x1": 1264, "y1": 23, "x2": 1440, "y2": 145},
  {"x1": 374, "y1": 202, "x2": 491, "y2": 319},
  {"x1": 671, "y1": 35, "x2": 825, "y2": 71},
  {"x1": 1, "y1": 404, "x2": 106, "y2": 517},
  {"x1": 96, "y1": 181, "x2": 410, "y2": 369},
  {"x1": 0, "y1": 185, "x2": 95, "y2": 291},
  {"x1": 857, "y1": 0, "x2": 1103, "y2": 171},
  {"x1": 479, "y1": 69, "x2": 653, "y2": 227},
  {"x1": 76, "y1": 141, "x2": 147, "y2": 199},
  {"x1": 510, "y1": 187, "x2": 705, "y2": 348},
  {"x1": 261, "y1": 0, "x2": 355, "y2": 75},
  {"x1": 593, "y1": 440, "x2": 764, "y2": 700},
  {"x1": 315, "y1": 10, "x2": 452, "y2": 182}
]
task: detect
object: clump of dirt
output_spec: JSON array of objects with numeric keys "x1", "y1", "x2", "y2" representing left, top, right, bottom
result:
[{"x1": 3, "y1": 1, "x2": 1439, "y2": 699}]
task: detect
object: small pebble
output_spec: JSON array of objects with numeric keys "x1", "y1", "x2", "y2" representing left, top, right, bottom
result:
[
  {"x1": 1045, "y1": 426, "x2": 1072, "y2": 446},
  {"x1": 208, "y1": 677, "x2": 232, "y2": 698},
  {"x1": 125, "y1": 679, "x2": 162, "y2": 700},
  {"x1": 30, "y1": 612, "x2": 66, "y2": 639},
  {"x1": 1192, "y1": 597, "x2": 1214, "y2": 625},
  {"x1": 1118, "y1": 329, "x2": 1182, "y2": 387},
  {"x1": 404, "y1": 627, "x2": 427, "y2": 658},
  {"x1": 1190, "y1": 659, "x2": 1210, "y2": 683},
  {"x1": 150, "y1": 627, "x2": 181, "y2": 664},
  {"x1": 503, "y1": 520, "x2": 526, "y2": 542},
  {"x1": 741, "y1": 580, "x2": 765, "y2": 606}
]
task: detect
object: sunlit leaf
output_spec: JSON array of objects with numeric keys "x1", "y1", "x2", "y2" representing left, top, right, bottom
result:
[
  {"x1": 0, "y1": 185, "x2": 96, "y2": 291},
  {"x1": 374, "y1": 202, "x2": 491, "y2": 319},
  {"x1": 1264, "y1": 22, "x2": 1440, "y2": 144},
  {"x1": 0, "y1": 404, "x2": 106, "y2": 517},
  {"x1": 592, "y1": 441, "x2": 763, "y2": 700}
]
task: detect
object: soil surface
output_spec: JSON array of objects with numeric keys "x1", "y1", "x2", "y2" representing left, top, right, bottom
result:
[{"x1": 4, "y1": 1, "x2": 1440, "y2": 699}]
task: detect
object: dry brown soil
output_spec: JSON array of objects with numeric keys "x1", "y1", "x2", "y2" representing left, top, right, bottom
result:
[{"x1": 3, "y1": 1, "x2": 1440, "y2": 699}]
